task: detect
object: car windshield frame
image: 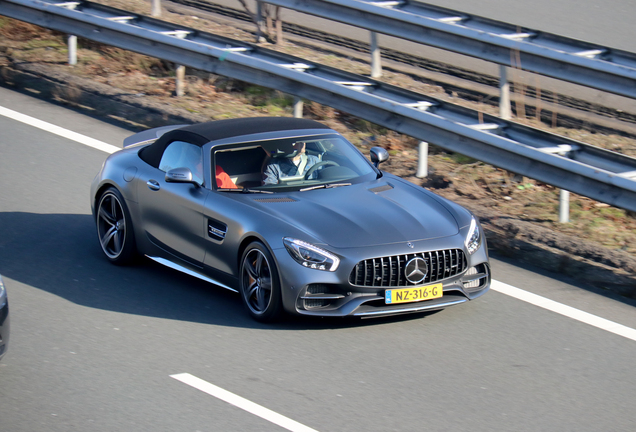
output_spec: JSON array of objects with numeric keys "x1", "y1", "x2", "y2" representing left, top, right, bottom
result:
[{"x1": 212, "y1": 133, "x2": 378, "y2": 193}]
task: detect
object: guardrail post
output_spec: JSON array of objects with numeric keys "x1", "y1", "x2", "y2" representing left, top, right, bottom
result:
[
  {"x1": 370, "y1": 32, "x2": 382, "y2": 78},
  {"x1": 151, "y1": 0, "x2": 161, "y2": 17},
  {"x1": 293, "y1": 97, "x2": 303, "y2": 118},
  {"x1": 559, "y1": 189, "x2": 570, "y2": 223},
  {"x1": 174, "y1": 31, "x2": 188, "y2": 97},
  {"x1": 175, "y1": 65, "x2": 185, "y2": 97},
  {"x1": 499, "y1": 65, "x2": 511, "y2": 120},
  {"x1": 274, "y1": 6, "x2": 283, "y2": 45},
  {"x1": 416, "y1": 141, "x2": 428, "y2": 178},
  {"x1": 68, "y1": 35, "x2": 77, "y2": 66},
  {"x1": 256, "y1": 1, "x2": 265, "y2": 43}
]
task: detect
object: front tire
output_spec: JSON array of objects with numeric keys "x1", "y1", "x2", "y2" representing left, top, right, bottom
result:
[
  {"x1": 239, "y1": 241, "x2": 283, "y2": 322},
  {"x1": 96, "y1": 187, "x2": 137, "y2": 265}
]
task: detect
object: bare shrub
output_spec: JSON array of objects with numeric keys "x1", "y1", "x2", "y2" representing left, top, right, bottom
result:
[{"x1": 0, "y1": 18, "x2": 56, "y2": 41}]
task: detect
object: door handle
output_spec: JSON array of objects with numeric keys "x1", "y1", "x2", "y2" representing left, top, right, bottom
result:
[{"x1": 147, "y1": 179, "x2": 160, "y2": 191}]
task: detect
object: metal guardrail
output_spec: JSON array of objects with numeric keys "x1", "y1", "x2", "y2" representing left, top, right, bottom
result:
[
  {"x1": 1, "y1": 0, "x2": 636, "y2": 211},
  {"x1": 259, "y1": 0, "x2": 636, "y2": 100}
]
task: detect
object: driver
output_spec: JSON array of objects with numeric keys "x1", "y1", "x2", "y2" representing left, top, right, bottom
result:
[{"x1": 262, "y1": 141, "x2": 321, "y2": 184}]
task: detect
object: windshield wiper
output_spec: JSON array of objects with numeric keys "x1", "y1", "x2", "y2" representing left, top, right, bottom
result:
[
  {"x1": 300, "y1": 183, "x2": 352, "y2": 192},
  {"x1": 217, "y1": 188, "x2": 273, "y2": 194}
]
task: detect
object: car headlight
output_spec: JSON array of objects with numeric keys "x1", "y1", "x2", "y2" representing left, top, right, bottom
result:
[
  {"x1": 465, "y1": 216, "x2": 482, "y2": 255},
  {"x1": 283, "y1": 238, "x2": 340, "y2": 271},
  {"x1": 0, "y1": 275, "x2": 6, "y2": 308}
]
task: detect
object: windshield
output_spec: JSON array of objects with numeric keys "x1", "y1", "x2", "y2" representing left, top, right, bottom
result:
[{"x1": 213, "y1": 133, "x2": 377, "y2": 192}]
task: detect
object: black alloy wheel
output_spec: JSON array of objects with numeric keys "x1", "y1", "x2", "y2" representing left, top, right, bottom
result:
[
  {"x1": 96, "y1": 187, "x2": 136, "y2": 264},
  {"x1": 239, "y1": 241, "x2": 283, "y2": 322}
]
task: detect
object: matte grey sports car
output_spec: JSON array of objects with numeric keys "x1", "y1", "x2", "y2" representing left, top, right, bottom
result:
[{"x1": 91, "y1": 117, "x2": 490, "y2": 321}]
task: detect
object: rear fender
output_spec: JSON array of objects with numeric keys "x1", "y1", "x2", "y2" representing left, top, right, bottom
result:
[{"x1": 123, "y1": 124, "x2": 189, "y2": 147}]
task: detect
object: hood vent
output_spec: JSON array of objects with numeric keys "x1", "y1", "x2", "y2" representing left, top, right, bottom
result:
[
  {"x1": 254, "y1": 197, "x2": 298, "y2": 203},
  {"x1": 369, "y1": 183, "x2": 394, "y2": 193}
]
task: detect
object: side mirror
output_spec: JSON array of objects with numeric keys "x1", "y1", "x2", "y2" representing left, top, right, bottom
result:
[
  {"x1": 165, "y1": 167, "x2": 198, "y2": 185},
  {"x1": 370, "y1": 147, "x2": 389, "y2": 168}
]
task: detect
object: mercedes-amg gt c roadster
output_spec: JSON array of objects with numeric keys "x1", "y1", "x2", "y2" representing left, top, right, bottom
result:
[{"x1": 91, "y1": 117, "x2": 490, "y2": 321}]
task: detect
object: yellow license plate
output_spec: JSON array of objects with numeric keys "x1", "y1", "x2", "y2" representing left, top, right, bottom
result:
[{"x1": 385, "y1": 283, "x2": 443, "y2": 304}]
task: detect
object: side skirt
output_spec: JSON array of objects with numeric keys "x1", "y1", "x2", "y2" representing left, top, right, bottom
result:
[{"x1": 146, "y1": 255, "x2": 238, "y2": 293}]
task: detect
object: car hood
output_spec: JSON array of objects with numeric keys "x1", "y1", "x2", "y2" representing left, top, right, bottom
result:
[{"x1": 249, "y1": 180, "x2": 460, "y2": 248}]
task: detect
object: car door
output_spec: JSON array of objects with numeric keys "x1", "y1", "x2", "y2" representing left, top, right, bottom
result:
[{"x1": 137, "y1": 140, "x2": 209, "y2": 265}]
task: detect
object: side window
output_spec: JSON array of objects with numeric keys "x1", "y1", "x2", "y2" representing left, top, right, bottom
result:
[{"x1": 159, "y1": 141, "x2": 204, "y2": 185}]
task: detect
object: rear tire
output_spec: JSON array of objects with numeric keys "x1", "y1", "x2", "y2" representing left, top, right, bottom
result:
[
  {"x1": 239, "y1": 241, "x2": 283, "y2": 322},
  {"x1": 96, "y1": 187, "x2": 137, "y2": 265}
]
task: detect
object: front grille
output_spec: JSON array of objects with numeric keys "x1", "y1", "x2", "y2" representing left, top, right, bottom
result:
[{"x1": 349, "y1": 249, "x2": 467, "y2": 287}]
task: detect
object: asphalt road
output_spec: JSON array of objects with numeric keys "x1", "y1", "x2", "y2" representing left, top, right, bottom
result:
[{"x1": 1, "y1": 86, "x2": 636, "y2": 431}]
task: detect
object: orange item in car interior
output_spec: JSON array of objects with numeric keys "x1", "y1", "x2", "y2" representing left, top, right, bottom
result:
[{"x1": 215, "y1": 165, "x2": 238, "y2": 189}]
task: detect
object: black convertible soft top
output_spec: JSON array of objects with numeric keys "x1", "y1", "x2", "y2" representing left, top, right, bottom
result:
[{"x1": 140, "y1": 117, "x2": 330, "y2": 168}]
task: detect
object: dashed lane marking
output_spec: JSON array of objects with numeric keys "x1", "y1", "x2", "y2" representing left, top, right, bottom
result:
[
  {"x1": 170, "y1": 373, "x2": 319, "y2": 432},
  {"x1": 492, "y1": 280, "x2": 636, "y2": 342},
  {"x1": 0, "y1": 105, "x2": 120, "y2": 154}
]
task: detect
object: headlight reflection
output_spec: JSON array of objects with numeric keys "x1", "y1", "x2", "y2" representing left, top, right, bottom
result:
[{"x1": 283, "y1": 238, "x2": 340, "y2": 271}]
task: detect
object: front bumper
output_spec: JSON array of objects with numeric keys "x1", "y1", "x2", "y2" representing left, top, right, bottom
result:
[{"x1": 273, "y1": 234, "x2": 490, "y2": 318}]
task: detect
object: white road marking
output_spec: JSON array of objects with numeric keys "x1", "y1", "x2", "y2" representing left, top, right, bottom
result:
[
  {"x1": 170, "y1": 373, "x2": 319, "y2": 432},
  {"x1": 2, "y1": 105, "x2": 635, "y2": 342},
  {"x1": 0, "y1": 105, "x2": 120, "y2": 154},
  {"x1": 492, "y1": 280, "x2": 636, "y2": 342}
]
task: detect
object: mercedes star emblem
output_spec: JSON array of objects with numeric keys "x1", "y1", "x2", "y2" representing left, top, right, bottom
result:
[{"x1": 404, "y1": 257, "x2": 428, "y2": 284}]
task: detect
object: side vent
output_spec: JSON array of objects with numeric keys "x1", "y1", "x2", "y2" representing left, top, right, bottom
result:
[
  {"x1": 369, "y1": 183, "x2": 394, "y2": 193},
  {"x1": 208, "y1": 218, "x2": 227, "y2": 241}
]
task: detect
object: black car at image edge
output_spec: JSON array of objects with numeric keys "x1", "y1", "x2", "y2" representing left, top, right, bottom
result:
[{"x1": 0, "y1": 275, "x2": 9, "y2": 361}]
